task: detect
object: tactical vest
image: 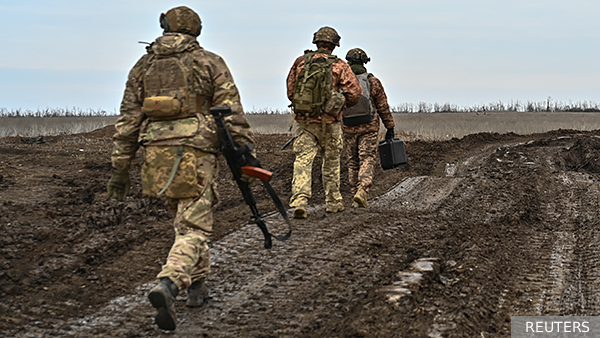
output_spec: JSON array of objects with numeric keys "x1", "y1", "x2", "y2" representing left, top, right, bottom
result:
[
  {"x1": 342, "y1": 72, "x2": 375, "y2": 126},
  {"x1": 141, "y1": 52, "x2": 198, "y2": 121},
  {"x1": 290, "y1": 50, "x2": 343, "y2": 118}
]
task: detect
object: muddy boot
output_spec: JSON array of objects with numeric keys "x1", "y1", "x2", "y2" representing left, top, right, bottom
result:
[
  {"x1": 148, "y1": 277, "x2": 178, "y2": 331},
  {"x1": 326, "y1": 202, "x2": 344, "y2": 213},
  {"x1": 293, "y1": 206, "x2": 307, "y2": 219},
  {"x1": 353, "y1": 188, "x2": 368, "y2": 208},
  {"x1": 186, "y1": 279, "x2": 209, "y2": 307}
]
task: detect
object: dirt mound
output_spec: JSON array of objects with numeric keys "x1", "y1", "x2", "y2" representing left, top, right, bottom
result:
[{"x1": 2, "y1": 127, "x2": 600, "y2": 337}]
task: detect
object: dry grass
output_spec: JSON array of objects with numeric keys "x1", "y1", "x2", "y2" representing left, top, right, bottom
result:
[
  {"x1": 389, "y1": 112, "x2": 600, "y2": 141},
  {"x1": 0, "y1": 116, "x2": 118, "y2": 138},
  {"x1": 2, "y1": 112, "x2": 600, "y2": 140}
]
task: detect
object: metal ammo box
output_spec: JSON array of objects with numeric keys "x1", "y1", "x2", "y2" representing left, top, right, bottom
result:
[{"x1": 378, "y1": 138, "x2": 407, "y2": 170}]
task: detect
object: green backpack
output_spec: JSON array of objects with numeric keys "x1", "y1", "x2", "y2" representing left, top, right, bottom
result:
[{"x1": 291, "y1": 50, "x2": 344, "y2": 118}]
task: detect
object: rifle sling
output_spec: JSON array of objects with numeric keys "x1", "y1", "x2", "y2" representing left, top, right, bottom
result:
[
  {"x1": 157, "y1": 145, "x2": 184, "y2": 196},
  {"x1": 260, "y1": 180, "x2": 292, "y2": 242}
]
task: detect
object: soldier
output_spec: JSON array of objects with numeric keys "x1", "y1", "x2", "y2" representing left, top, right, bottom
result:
[
  {"x1": 106, "y1": 6, "x2": 255, "y2": 331},
  {"x1": 342, "y1": 48, "x2": 395, "y2": 208},
  {"x1": 286, "y1": 26, "x2": 362, "y2": 219}
]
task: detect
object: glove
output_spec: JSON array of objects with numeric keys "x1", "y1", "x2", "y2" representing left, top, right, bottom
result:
[
  {"x1": 240, "y1": 173, "x2": 257, "y2": 187},
  {"x1": 107, "y1": 169, "x2": 131, "y2": 201},
  {"x1": 385, "y1": 128, "x2": 395, "y2": 141}
]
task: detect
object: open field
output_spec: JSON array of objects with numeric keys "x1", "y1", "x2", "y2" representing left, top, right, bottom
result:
[
  {"x1": 3, "y1": 111, "x2": 600, "y2": 140},
  {"x1": 3, "y1": 126, "x2": 600, "y2": 337}
]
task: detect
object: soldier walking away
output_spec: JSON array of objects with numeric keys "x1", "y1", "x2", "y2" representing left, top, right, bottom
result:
[
  {"x1": 286, "y1": 26, "x2": 361, "y2": 219},
  {"x1": 341, "y1": 48, "x2": 395, "y2": 208},
  {"x1": 106, "y1": 6, "x2": 255, "y2": 331}
]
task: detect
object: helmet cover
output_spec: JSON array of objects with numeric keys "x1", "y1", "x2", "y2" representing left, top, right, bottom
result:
[
  {"x1": 345, "y1": 47, "x2": 371, "y2": 64},
  {"x1": 160, "y1": 6, "x2": 202, "y2": 37},
  {"x1": 312, "y1": 26, "x2": 341, "y2": 47}
]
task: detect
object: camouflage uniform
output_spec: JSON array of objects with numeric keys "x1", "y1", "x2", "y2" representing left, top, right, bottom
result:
[
  {"x1": 112, "y1": 31, "x2": 254, "y2": 291},
  {"x1": 342, "y1": 65, "x2": 395, "y2": 195},
  {"x1": 286, "y1": 45, "x2": 361, "y2": 211}
]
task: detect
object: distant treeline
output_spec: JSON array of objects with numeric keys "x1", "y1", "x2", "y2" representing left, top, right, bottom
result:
[
  {"x1": 393, "y1": 99, "x2": 600, "y2": 114},
  {"x1": 2, "y1": 99, "x2": 599, "y2": 117},
  {"x1": 0, "y1": 107, "x2": 116, "y2": 118}
]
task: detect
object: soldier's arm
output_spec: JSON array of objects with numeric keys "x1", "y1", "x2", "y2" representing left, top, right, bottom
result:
[
  {"x1": 111, "y1": 57, "x2": 147, "y2": 170},
  {"x1": 286, "y1": 56, "x2": 304, "y2": 101},
  {"x1": 210, "y1": 55, "x2": 254, "y2": 147},
  {"x1": 370, "y1": 76, "x2": 395, "y2": 129},
  {"x1": 337, "y1": 61, "x2": 362, "y2": 107}
]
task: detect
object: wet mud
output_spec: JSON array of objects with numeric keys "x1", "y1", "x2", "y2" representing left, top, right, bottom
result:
[{"x1": 2, "y1": 126, "x2": 600, "y2": 337}]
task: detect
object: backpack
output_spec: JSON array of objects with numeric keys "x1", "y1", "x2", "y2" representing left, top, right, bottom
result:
[
  {"x1": 141, "y1": 53, "x2": 194, "y2": 121},
  {"x1": 290, "y1": 50, "x2": 343, "y2": 118},
  {"x1": 342, "y1": 72, "x2": 375, "y2": 126}
]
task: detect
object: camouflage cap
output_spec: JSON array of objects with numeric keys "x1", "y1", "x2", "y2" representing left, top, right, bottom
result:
[
  {"x1": 160, "y1": 6, "x2": 202, "y2": 37},
  {"x1": 312, "y1": 26, "x2": 341, "y2": 47},
  {"x1": 346, "y1": 47, "x2": 371, "y2": 65}
]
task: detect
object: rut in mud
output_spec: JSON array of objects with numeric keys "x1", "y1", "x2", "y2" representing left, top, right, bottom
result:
[{"x1": 1, "y1": 126, "x2": 600, "y2": 337}]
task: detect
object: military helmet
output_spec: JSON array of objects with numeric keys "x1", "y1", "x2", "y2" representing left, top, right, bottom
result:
[
  {"x1": 160, "y1": 6, "x2": 202, "y2": 37},
  {"x1": 346, "y1": 48, "x2": 371, "y2": 65},
  {"x1": 312, "y1": 26, "x2": 341, "y2": 47}
]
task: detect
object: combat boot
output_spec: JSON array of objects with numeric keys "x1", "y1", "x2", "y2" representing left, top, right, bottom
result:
[
  {"x1": 293, "y1": 206, "x2": 307, "y2": 219},
  {"x1": 353, "y1": 188, "x2": 368, "y2": 208},
  {"x1": 326, "y1": 201, "x2": 344, "y2": 213},
  {"x1": 148, "y1": 277, "x2": 179, "y2": 331},
  {"x1": 186, "y1": 279, "x2": 209, "y2": 307}
]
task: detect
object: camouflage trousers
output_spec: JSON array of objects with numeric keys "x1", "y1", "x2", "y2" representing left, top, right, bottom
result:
[
  {"x1": 289, "y1": 121, "x2": 343, "y2": 207},
  {"x1": 344, "y1": 131, "x2": 379, "y2": 193},
  {"x1": 152, "y1": 148, "x2": 219, "y2": 291}
]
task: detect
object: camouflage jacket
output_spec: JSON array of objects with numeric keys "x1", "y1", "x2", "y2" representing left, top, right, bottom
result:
[
  {"x1": 112, "y1": 33, "x2": 254, "y2": 170},
  {"x1": 342, "y1": 69, "x2": 395, "y2": 134},
  {"x1": 286, "y1": 48, "x2": 361, "y2": 124}
]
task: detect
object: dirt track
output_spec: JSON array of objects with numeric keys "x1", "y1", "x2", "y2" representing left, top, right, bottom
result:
[{"x1": 2, "y1": 126, "x2": 600, "y2": 337}]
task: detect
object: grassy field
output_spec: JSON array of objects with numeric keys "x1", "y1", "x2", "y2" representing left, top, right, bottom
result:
[{"x1": 2, "y1": 112, "x2": 600, "y2": 140}]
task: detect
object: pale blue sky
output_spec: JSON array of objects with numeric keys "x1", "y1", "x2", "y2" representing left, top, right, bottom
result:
[{"x1": 0, "y1": 0, "x2": 598, "y2": 112}]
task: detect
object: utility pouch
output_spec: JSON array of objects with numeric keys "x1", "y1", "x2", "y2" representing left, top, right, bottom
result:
[
  {"x1": 142, "y1": 96, "x2": 188, "y2": 121},
  {"x1": 323, "y1": 91, "x2": 345, "y2": 116},
  {"x1": 141, "y1": 145, "x2": 200, "y2": 199}
]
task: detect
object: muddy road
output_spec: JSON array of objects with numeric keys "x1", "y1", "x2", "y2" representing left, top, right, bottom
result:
[{"x1": 1, "y1": 126, "x2": 600, "y2": 337}]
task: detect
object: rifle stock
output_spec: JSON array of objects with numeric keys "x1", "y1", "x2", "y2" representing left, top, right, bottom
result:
[{"x1": 210, "y1": 107, "x2": 291, "y2": 249}]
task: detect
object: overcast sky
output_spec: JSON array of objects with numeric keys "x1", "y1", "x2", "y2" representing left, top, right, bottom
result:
[{"x1": 1, "y1": 0, "x2": 598, "y2": 112}]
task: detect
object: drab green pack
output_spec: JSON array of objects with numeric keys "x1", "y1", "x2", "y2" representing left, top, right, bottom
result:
[{"x1": 291, "y1": 51, "x2": 339, "y2": 118}]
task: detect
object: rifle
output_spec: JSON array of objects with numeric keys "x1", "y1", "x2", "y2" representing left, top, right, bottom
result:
[
  {"x1": 210, "y1": 107, "x2": 292, "y2": 249},
  {"x1": 281, "y1": 136, "x2": 296, "y2": 150}
]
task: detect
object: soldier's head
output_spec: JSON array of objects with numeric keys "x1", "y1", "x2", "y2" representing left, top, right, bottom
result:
[
  {"x1": 312, "y1": 26, "x2": 341, "y2": 51},
  {"x1": 346, "y1": 48, "x2": 371, "y2": 65},
  {"x1": 160, "y1": 6, "x2": 203, "y2": 37}
]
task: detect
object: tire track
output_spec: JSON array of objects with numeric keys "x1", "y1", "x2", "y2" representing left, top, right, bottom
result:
[{"x1": 8, "y1": 134, "x2": 600, "y2": 337}]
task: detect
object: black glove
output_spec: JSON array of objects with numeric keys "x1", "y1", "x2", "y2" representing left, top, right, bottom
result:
[
  {"x1": 385, "y1": 128, "x2": 395, "y2": 141},
  {"x1": 107, "y1": 169, "x2": 131, "y2": 201}
]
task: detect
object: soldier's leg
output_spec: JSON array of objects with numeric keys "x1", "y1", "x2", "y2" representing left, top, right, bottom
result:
[
  {"x1": 343, "y1": 132, "x2": 360, "y2": 194},
  {"x1": 289, "y1": 124, "x2": 319, "y2": 208},
  {"x1": 157, "y1": 153, "x2": 218, "y2": 291},
  {"x1": 322, "y1": 122, "x2": 343, "y2": 208},
  {"x1": 357, "y1": 131, "x2": 379, "y2": 192}
]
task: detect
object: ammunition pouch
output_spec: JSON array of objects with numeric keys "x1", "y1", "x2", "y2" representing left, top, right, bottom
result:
[{"x1": 323, "y1": 91, "x2": 345, "y2": 117}]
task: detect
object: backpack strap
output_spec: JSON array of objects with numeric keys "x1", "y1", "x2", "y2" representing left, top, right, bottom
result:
[{"x1": 157, "y1": 145, "x2": 184, "y2": 196}]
